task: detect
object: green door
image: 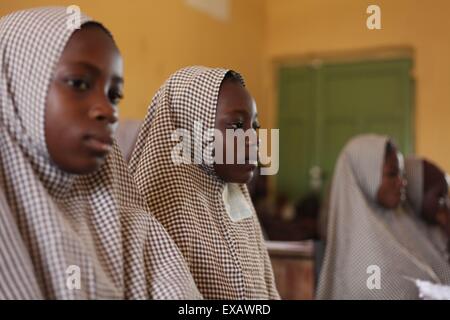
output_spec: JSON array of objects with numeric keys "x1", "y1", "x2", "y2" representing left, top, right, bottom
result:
[{"x1": 277, "y1": 58, "x2": 414, "y2": 202}]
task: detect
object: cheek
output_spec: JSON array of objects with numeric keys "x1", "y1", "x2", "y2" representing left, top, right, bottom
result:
[
  {"x1": 421, "y1": 194, "x2": 439, "y2": 223},
  {"x1": 436, "y1": 209, "x2": 448, "y2": 225},
  {"x1": 377, "y1": 183, "x2": 398, "y2": 208},
  {"x1": 222, "y1": 136, "x2": 237, "y2": 163},
  {"x1": 46, "y1": 86, "x2": 76, "y2": 137},
  {"x1": 45, "y1": 101, "x2": 82, "y2": 152},
  {"x1": 385, "y1": 179, "x2": 401, "y2": 197},
  {"x1": 377, "y1": 185, "x2": 387, "y2": 204},
  {"x1": 45, "y1": 89, "x2": 92, "y2": 173},
  {"x1": 45, "y1": 94, "x2": 64, "y2": 155},
  {"x1": 424, "y1": 195, "x2": 439, "y2": 215},
  {"x1": 46, "y1": 128, "x2": 87, "y2": 172}
]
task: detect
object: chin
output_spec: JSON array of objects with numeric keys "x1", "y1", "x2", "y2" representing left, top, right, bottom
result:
[
  {"x1": 389, "y1": 200, "x2": 401, "y2": 209},
  {"x1": 232, "y1": 171, "x2": 254, "y2": 184},
  {"x1": 73, "y1": 158, "x2": 104, "y2": 175}
]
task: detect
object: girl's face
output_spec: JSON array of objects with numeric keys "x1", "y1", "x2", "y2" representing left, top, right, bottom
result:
[
  {"x1": 45, "y1": 24, "x2": 123, "y2": 174},
  {"x1": 377, "y1": 145, "x2": 404, "y2": 209},
  {"x1": 422, "y1": 161, "x2": 449, "y2": 226},
  {"x1": 213, "y1": 79, "x2": 259, "y2": 183}
]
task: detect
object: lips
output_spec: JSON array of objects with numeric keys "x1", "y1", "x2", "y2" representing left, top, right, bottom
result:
[
  {"x1": 240, "y1": 160, "x2": 257, "y2": 171},
  {"x1": 84, "y1": 134, "x2": 113, "y2": 156}
]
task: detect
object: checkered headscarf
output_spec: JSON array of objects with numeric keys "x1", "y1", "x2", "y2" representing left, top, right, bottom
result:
[
  {"x1": 129, "y1": 66, "x2": 280, "y2": 299},
  {"x1": 0, "y1": 7, "x2": 201, "y2": 300},
  {"x1": 317, "y1": 134, "x2": 450, "y2": 299}
]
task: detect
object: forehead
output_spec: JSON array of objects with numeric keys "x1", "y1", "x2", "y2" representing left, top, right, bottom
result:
[
  {"x1": 58, "y1": 26, "x2": 122, "y2": 74},
  {"x1": 424, "y1": 162, "x2": 447, "y2": 191},
  {"x1": 217, "y1": 81, "x2": 255, "y2": 115},
  {"x1": 385, "y1": 148, "x2": 400, "y2": 166}
]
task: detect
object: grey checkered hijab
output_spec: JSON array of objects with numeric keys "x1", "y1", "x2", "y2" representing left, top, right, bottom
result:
[
  {"x1": 0, "y1": 7, "x2": 201, "y2": 299},
  {"x1": 129, "y1": 66, "x2": 279, "y2": 299},
  {"x1": 317, "y1": 134, "x2": 450, "y2": 300}
]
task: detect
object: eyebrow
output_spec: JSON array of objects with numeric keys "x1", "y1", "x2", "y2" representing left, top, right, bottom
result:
[
  {"x1": 226, "y1": 108, "x2": 258, "y2": 117},
  {"x1": 66, "y1": 62, "x2": 124, "y2": 84},
  {"x1": 233, "y1": 110, "x2": 259, "y2": 121}
]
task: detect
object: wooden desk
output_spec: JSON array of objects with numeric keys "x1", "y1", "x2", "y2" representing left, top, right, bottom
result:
[{"x1": 266, "y1": 240, "x2": 315, "y2": 300}]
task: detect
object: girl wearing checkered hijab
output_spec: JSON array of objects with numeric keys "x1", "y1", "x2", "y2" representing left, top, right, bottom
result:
[
  {"x1": 404, "y1": 157, "x2": 450, "y2": 263},
  {"x1": 129, "y1": 66, "x2": 279, "y2": 299},
  {"x1": 0, "y1": 7, "x2": 201, "y2": 299},
  {"x1": 317, "y1": 134, "x2": 450, "y2": 299}
]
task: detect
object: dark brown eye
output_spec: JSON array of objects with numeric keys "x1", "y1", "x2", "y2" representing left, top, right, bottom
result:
[
  {"x1": 231, "y1": 121, "x2": 244, "y2": 130},
  {"x1": 108, "y1": 89, "x2": 123, "y2": 105},
  {"x1": 66, "y1": 78, "x2": 90, "y2": 91}
]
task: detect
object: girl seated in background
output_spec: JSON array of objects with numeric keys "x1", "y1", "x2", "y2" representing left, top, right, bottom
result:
[
  {"x1": 0, "y1": 7, "x2": 200, "y2": 299},
  {"x1": 129, "y1": 66, "x2": 279, "y2": 299},
  {"x1": 405, "y1": 157, "x2": 450, "y2": 263},
  {"x1": 317, "y1": 134, "x2": 450, "y2": 299}
]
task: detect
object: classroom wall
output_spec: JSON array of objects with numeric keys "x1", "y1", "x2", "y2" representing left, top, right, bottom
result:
[
  {"x1": 0, "y1": 0, "x2": 266, "y2": 123},
  {"x1": 264, "y1": 0, "x2": 450, "y2": 172},
  {"x1": 2, "y1": 0, "x2": 450, "y2": 172}
]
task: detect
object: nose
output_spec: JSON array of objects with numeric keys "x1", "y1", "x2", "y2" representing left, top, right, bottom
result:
[
  {"x1": 439, "y1": 196, "x2": 450, "y2": 212},
  {"x1": 245, "y1": 129, "x2": 258, "y2": 164},
  {"x1": 88, "y1": 96, "x2": 118, "y2": 126},
  {"x1": 245, "y1": 128, "x2": 258, "y2": 147}
]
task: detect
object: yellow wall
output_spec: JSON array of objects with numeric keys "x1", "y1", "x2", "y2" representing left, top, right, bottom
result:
[
  {"x1": 0, "y1": 0, "x2": 266, "y2": 122},
  {"x1": 264, "y1": 0, "x2": 450, "y2": 172},
  {"x1": 2, "y1": 0, "x2": 450, "y2": 171}
]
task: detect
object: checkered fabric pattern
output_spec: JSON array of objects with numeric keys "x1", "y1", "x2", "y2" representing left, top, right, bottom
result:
[
  {"x1": 0, "y1": 7, "x2": 201, "y2": 300},
  {"x1": 129, "y1": 66, "x2": 280, "y2": 299},
  {"x1": 316, "y1": 134, "x2": 450, "y2": 299}
]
